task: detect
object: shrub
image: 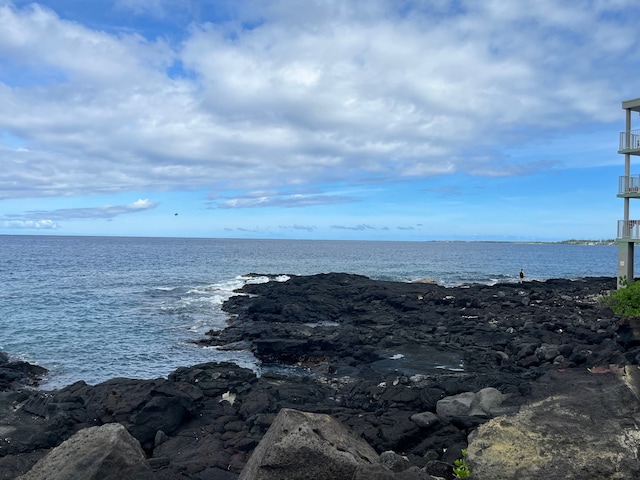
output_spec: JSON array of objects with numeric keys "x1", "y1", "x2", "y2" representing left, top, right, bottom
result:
[{"x1": 604, "y1": 280, "x2": 640, "y2": 316}]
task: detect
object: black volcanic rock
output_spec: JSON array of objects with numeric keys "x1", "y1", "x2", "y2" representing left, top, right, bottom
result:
[
  {"x1": 3, "y1": 273, "x2": 637, "y2": 479},
  {"x1": 0, "y1": 352, "x2": 47, "y2": 392},
  {"x1": 206, "y1": 273, "x2": 618, "y2": 379}
]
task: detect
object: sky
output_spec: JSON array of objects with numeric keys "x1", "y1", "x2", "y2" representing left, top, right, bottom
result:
[{"x1": 0, "y1": 0, "x2": 639, "y2": 241}]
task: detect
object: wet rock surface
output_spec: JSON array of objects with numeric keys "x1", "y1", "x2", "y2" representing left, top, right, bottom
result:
[
  {"x1": 2, "y1": 273, "x2": 639, "y2": 479},
  {"x1": 209, "y1": 273, "x2": 625, "y2": 377},
  {"x1": 0, "y1": 352, "x2": 47, "y2": 392}
]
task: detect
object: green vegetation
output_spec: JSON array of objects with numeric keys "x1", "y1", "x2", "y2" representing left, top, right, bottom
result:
[
  {"x1": 453, "y1": 449, "x2": 471, "y2": 479},
  {"x1": 604, "y1": 278, "x2": 640, "y2": 316},
  {"x1": 559, "y1": 239, "x2": 615, "y2": 245}
]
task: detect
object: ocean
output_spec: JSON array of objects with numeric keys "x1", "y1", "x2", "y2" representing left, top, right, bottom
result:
[{"x1": 0, "y1": 235, "x2": 619, "y2": 389}]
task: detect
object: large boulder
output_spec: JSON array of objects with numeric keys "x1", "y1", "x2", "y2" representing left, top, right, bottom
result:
[
  {"x1": 238, "y1": 408, "x2": 379, "y2": 480},
  {"x1": 17, "y1": 423, "x2": 153, "y2": 480},
  {"x1": 466, "y1": 366, "x2": 640, "y2": 479},
  {"x1": 435, "y1": 391, "x2": 475, "y2": 417},
  {"x1": 436, "y1": 387, "x2": 504, "y2": 418}
]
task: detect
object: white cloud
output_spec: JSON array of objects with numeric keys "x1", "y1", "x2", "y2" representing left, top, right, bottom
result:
[
  {"x1": 0, "y1": 219, "x2": 59, "y2": 229},
  {"x1": 129, "y1": 198, "x2": 155, "y2": 209},
  {"x1": 216, "y1": 192, "x2": 354, "y2": 208},
  {"x1": 0, "y1": 199, "x2": 158, "y2": 226},
  {"x1": 0, "y1": 0, "x2": 638, "y2": 203},
  {"x1": 0, "y1": 4, "x2": 173, "y2": 85}
]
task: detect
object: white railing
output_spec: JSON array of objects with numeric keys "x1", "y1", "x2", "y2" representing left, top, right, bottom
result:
[
  {"x1": 619, "y1": 129, "x2": 640, "y2": 151},
  {"x1": 619, "y1": 175, "x2": 640, "y2": 194},
  {"x1": 618, "y1": 220, "x2": 640, "y2": 239}
]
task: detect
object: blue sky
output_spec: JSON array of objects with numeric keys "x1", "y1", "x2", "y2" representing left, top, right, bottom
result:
[{"x1": 0, "y1": 0, "x2": 638, "y2": 241}]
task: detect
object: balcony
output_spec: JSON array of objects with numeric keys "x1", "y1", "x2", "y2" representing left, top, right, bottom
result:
[
  {"x1": 618, "y1": 175, "x2": 640, "y2": 196},
  {"x1": 619, "y1": 129, "x2": 640, "y2": 154},
  {"x1": 618, "y1": 220, "x2": 640, "y2": 240}
]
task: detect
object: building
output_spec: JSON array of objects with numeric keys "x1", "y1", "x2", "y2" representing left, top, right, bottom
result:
[{"x1": 617, "y1": 97, "x2": 640, "y2": 287}]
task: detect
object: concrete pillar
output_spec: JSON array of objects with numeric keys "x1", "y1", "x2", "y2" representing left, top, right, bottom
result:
[
  {"x1": 618, "y1": 241, "x2": 634, "y2": 287},
  {"x1": 620, "y1": 106, "x2": 634, "y2": 288}
]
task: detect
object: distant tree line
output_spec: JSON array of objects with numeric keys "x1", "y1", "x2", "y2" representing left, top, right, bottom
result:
[{"x1": 559, "y1": 239, "x2": 616, "y2": 245}]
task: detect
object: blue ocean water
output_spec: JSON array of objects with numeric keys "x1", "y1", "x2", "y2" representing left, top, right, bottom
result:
[{"x1": 0, "y1": 235, "x2": 618, "y2": 389}]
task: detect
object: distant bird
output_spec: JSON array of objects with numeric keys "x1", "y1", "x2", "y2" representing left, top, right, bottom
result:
[{"x1": 174, "y1": 213, "x2": 178, "y2": 216}]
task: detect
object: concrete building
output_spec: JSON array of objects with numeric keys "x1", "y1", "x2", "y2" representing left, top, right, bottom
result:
[{"x1": 617, "y1": 97, "x2": 640, "y2": 287}]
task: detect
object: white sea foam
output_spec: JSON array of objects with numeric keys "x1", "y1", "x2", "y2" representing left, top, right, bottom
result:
[
  {"x1": 177, "y1": 275, "x2": 289, "y2": 335},
  {"x1": 436, "y1": 361, "x2": 464, "y2": 372},
  {"x1": 304, "y1": 321, "x2": 340, "y2": 327}
]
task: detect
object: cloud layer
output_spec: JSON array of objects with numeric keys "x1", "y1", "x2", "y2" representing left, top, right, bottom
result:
[
  {"x1": 1, "y1": 198, "x2": 157, "y2": 226},
  {"x1": 0, "y1": 0, "x2": 636, "y2": 238}
]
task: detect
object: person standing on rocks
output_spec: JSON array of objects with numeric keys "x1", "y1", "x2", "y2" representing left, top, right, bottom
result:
[{"x1": 519, "y1": 268, "x2": 525, "y2": 283}]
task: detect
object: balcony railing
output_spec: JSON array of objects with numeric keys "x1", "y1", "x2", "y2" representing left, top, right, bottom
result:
[
  {"x1": 619, "y1": 129, "x2": 640, "y2": 151},
  {"x1": 619, "y1": 175, "x2": 640, "y2": 195},
  {"x1": 618, "y1": 220, "x2": 640, "y2": 239}
]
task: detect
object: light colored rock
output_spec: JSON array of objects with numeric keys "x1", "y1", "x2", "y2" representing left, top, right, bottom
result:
[
  {"x1": 467, "y1": 368, "x2": 640, "y2": 480},
  {"x1": 437, "y1": 388, "x2": 504, "y2": 418},
  {"x1": 435, "y1": 391, "x2": 475, "y2": 417},
  {"x1": 238, "y1": 408, "x2": 378, "y2": 480},
  {"x1": 469, "y1": 387, "x2": 504, "y2": 416},
  {"x1": 154, "y1": 429, "x2": 169, "y2": 447},
  {"x1": 220, "y1": 390, "x2": 236, "y2": 405},
  {"x1": 18, "y1": 423, "x2": 152, "y2": 480}
]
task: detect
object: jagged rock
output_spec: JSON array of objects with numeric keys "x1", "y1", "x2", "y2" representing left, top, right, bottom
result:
[
  {"x1": 435, "y1": 391, "x2": 475, "y2": 417},
  {"x1": 84, "y1": 377, "x2": 204, "y2": 447},
  {"x1": 617, "y1": 317, "x2": 640, "y2": 348},
  {"x1": 379, "y1": 450, "x2": 410, "y2": 472},
  {"x1": 467, "y1": 367, "x2": 640, "y2": 480},
  {"x1": 1, "y1": 274, "x2": 635, "y2": 479},
  {"x1": 238, "y1": 408, "x2": 379, "y2": 480},
  {"x1": 17, "y1": 423, "x2": 152, "y2": 480},
  {"x1": 409, "y1": 412, "x2": 440, "y2": 429},
  {"x1": 0, "y1": 352, "x2": 47, "y2": 391}
]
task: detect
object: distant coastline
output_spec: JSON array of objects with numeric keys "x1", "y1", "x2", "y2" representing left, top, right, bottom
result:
[
  {"x1": 555, "y1": 239, "x2": 615, "y2": 245},
  {"x1": 0, "y1": 234, "x2": 621, "y2": 245},
  {"x1": 426, "y1": 239, "x2": 617, "y2": 245}
]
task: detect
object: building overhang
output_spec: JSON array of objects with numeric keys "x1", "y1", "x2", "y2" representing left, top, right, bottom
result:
[{"x1": 622, "y1": 98, "x2": 640, "y2": 112}]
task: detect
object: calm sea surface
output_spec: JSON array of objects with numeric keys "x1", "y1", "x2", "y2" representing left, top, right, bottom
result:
[{"x1": 0, "y1": 235, "x2": 619, "y2": 389}]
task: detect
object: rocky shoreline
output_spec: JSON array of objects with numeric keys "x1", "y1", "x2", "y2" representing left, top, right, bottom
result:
[{"x1": 2, "y1": 273, "x2": 640, "y2": 479}]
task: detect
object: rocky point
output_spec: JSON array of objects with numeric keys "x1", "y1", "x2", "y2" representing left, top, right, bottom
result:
[{"x1": 2, "y1": 273, "x2": 639, "y2": 479}]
